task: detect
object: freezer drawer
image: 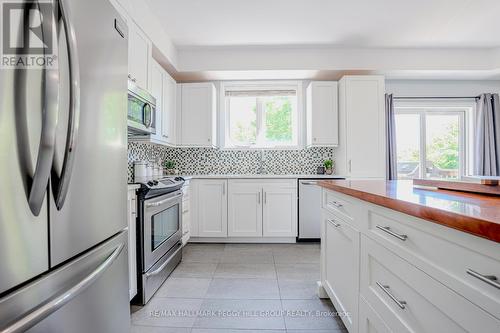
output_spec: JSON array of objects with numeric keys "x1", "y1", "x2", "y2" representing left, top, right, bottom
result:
[{"x1": 0, "y1": 231, "x2": 130, "y2": 333}]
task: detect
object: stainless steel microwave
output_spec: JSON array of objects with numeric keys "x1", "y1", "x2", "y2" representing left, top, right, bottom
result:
[{"x1": 127, "y1": 81, "x2": 156, "y2": 135}]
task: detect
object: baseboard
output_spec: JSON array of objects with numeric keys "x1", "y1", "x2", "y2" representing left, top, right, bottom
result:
[{"x1": 188, "y1": 237, "x2": 297, "y2": 243}]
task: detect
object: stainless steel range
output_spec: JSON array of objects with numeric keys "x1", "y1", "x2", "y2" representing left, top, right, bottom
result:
[{"x1": 133, "y1": 176, "x2": 185, "y2": 305}]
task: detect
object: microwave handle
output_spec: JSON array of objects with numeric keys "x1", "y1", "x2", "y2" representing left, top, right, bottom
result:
[{"x1": 143, "y1": 103, "x2": 152, "y2": 128}]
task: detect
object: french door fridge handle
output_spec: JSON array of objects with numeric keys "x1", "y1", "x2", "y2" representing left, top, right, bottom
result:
[
  {"x1": 52, "y1": 0, "x2": 81, "y2": 210},
  {"x1": 27, "y1": 1, "x2": 59, "y2": 216},
  {"x1": 1, "y1": 243, "x2": 124, "y2": 333}
]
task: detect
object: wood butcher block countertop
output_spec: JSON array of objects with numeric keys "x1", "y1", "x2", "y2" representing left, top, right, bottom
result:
[{"x1": 317, "y1": 180, "x2": 500, "y2": 243}]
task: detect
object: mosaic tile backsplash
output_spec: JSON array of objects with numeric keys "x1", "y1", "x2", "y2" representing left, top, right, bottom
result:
[{"x1": 128, "y1": 142, "x2": 335, "y2": 182}]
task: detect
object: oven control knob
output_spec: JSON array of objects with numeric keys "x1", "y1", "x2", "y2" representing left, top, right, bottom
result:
[
  {"x1": 153, "y1": 180, "x2": 159, "y2": 185},
  {"x1": 147, "y1": 181, "x2": 154, "y2": 186}
]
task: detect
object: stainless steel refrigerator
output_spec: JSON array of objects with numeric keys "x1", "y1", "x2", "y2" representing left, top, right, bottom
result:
[{"x1": 0, "y1": 0, "x2": 130, "y2": 331}]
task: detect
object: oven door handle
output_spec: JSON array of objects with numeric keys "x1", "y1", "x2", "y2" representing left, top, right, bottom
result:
[
  {"x1": 145, "y1": 243, "x2": 182, "y2": 278},
  {"x1": 145, "y1": 193, "x2": 182, "y2": 208}
]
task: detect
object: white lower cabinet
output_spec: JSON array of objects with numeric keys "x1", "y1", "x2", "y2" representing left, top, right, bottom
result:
[
  {"x1": 262, "y1": 185, "x2": 297, "y2": 237},
  {"x1": 320, "y1": 188, "x2": 500, "y2": 333},
  {"x1": 321, "y1": 210, "x2": 359, "y2": 333},
  {"x1": 193, "y1": 179, "x2": 227, "y2": 237},
  {"x1": 191, "y1": 179, "x2": 297, "y2": 241},
  {"x1": 181, "y1": 180, "x2": 191, "y2": 244},
  {"x1": 360, "y1": 235, "x2": 500, "y2": 333},
  {"x1": 127, "y1": 187, "x2": 138, "y2": 301},
  {"x1": 228, "y1": 182, "x2": 263, "y2": 237}
]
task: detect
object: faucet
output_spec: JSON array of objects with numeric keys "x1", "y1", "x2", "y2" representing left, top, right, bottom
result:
[{"x1": 258, "y1": 150, "x2": 266, "y2": 174}]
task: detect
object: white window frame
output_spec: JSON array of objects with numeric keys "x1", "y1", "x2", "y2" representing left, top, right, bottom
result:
[
  {"x1": 219, "y1": 81, "x2": 303, "y2": 150},
  {"x1": 394, "y1": 99, "x2": 475, "y2": 179}
]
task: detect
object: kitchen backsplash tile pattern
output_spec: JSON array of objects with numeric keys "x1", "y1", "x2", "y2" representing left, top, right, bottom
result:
[{"x1": 128, "y1": 142, "x2": 335, "y2": 182}]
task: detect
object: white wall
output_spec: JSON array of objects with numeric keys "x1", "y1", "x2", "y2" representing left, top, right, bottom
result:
[{"x1": 386, "y1": 80, "x2": 500, "y2": 97}]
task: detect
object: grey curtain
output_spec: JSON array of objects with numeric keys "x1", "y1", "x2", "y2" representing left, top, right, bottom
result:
[
  {"x1": 474, "y1": 93, "x2": 500, "y2": 176},
  {"x1": 385, "y1": 94, "x2": 398, "y2": 180}
]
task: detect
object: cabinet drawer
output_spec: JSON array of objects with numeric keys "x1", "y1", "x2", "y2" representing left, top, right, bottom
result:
[
  {"x1": 360, "y1": 235, "x2": 500, "y2": 333},
  {"x1": 322, "y1": 189, "x2": 362, "y2": 226},
  {"x1": 364, "y1": 209, "x2": 500, "y2": 319}
]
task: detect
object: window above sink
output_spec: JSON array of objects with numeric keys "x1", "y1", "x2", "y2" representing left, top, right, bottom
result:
[{"x1": 220, "y1": 81, "x2": 302, "y2": 149}]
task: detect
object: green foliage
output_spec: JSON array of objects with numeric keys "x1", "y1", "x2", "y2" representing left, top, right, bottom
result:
[
  {"x1": 233, "y1": 105, "x2": 257, "y2": 144},
  {"x1": 264, "y1": 97, "x2": 292, "y2": 142},
  {"x1": 324, "y1": 159, "x2": 333, "y2": 169},
  {"x1": 164, "y1": 160, "x2": 176, "y2": 169},
  {"x1": 427, "y1": 122, "x2": 459, "y2": 170}
]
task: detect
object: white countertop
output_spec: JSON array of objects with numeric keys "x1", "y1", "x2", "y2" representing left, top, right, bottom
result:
[{"x1": 178, "y1": 174, "x2": 345, "y2": 179}]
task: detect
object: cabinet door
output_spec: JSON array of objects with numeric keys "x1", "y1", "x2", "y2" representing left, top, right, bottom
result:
[
  {"x1": 197, "y1": 180, "x2": 228, "y2": 237},
  {"x1": 127, "y1": 189, "x2": 137, "y2": 300},
  {"x1": 262, "y1": 186, "x2": 297, "y2": 237},
  {"x1": 162, "y1": 73, "x2": 176, "y2": 145},
  {"x1": 150, "y1": 60, "x2": 164, "y2": 142},
  {"x1": 180, "y1": 83, "x2": 216, "y2": 147},
  {"x1": 345, "y1": 76, "x2": 385, "y2": 178},
  {"x1": 307, "y1": 81, "x2": 338, "y2": 146},
  {"x1": 128, "y1": 22, "x2": 150, "y2": 89},
  {"x1": 322, "y1": 213, "x2": 359, "y2": 333},
  {"x1": 228, "y1": 182, "x2": 262, "y2": 237}
]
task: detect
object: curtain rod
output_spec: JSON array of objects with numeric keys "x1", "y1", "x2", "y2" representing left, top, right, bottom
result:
[{"x1": 393, "y1": 96, "x2": 480, "y2": 100}]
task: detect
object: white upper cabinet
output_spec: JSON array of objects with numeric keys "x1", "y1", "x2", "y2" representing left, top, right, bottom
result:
[
  {"x1": 128, "y1": 22, "x2": 151, "y2": 90},
  {"x1": 162, "y1": 73, "x2": 177, "y2": 146},
  {"x1": 228, "y1": 182, "x2": 263, "y2": 237},
  {"x1": 180, "y1": 83, "x2": 217, "y2": 147},
  {"x1": 262, "y1": 184, "x2": 297, "y2": 237},
  {"x1": 336, "y1": 75, "x2": 386, "y2": 178},
  {"x1": 306, "y1": 81, "x2": 339, "y2": 147},
  {"x1": 149, "y1": 60, "x2": 163, "y2": 142},
  {"x1": 132, "y1": 60, "x2": 177, "y2": 146}
]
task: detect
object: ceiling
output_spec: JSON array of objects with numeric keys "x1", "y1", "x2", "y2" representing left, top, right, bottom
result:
[{"x1": 147, "y1": 0, "x2": 500, "y2": 49}]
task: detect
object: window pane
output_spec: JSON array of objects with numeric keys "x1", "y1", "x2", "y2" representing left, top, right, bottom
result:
[
  {"x1": 425, "y1": 114, "x2": 460, "y2": 179},
  {"x1": 262, "y1": 96, "x2": 296, "y2": 145},
  {"x1": 395, "y1": 114, "x2": 421, "y2": 179},
  {"x1": 228, "y1": 97, "x2": 257, "y2": 145}
]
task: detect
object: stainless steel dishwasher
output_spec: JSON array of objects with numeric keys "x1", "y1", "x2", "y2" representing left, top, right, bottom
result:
[{"x1": 298, "y1": 178, "x2": 344, "y2": 240}]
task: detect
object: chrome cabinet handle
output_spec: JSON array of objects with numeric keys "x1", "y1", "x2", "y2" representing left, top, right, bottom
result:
[
  {"x1": 145, "y1": 243, "x2": 182, "y2": 278},
  {"x1": 52, "y1": 0, "x2": 81, "y2": 210},
  {"x1": 328, "y1": 200, "x2": 343, "y2": 208},
  {"x1": 376, "y1": 282, "x2": 407, "y2": 310},
  {"x1": 2, "y1": 243, "x2": 124, "y2": 333},
  {"x1": 264, "y1": 192, "x2": 267, "y2": 204},
  {"x1": 467, "y1": 269, "x2": 500, "y2": 289},
  {"x1": 376, "y1": 225, "x2": 408, "y2": 241},
  {"x1": 327, "y1": 219, "x2": 341, "y2": 228}
]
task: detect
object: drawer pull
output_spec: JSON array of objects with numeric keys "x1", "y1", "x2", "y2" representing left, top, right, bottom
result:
[
  {"x1": 327, "y1": 219, "x2": 341, "y2": 228},
  {"x1": 376, "y1": 282, "x2": 407, "y2": 309},
  {"x1": 329, "y1": 200, "x2": 343, "y2": 208},
  {"x1": 467, "y1": 269, "x2": 500, "y2": 289},
  {"x1": 376, "y1": 225, "x2": 408, "y2": 241}
]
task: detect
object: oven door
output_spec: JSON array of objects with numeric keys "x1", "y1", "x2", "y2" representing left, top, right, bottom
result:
[{"x1": 143, "y1": 191, "x2": 182, "y2": 271}]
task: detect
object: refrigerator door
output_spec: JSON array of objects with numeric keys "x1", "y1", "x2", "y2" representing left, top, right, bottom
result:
[
  {"x1": 49, "y1": 0, "x2": 128, "y2": 265},
  {"x1": 0, "y1": 1, "x2": 58, "y2": 293},
  {"x1": 0, "y1": 231, "x2": 130, "y2": 333}
]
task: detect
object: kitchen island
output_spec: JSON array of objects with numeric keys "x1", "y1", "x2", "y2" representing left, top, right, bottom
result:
[{"x1": 316, "y1": 179, "x2": 500, "y2": 333}]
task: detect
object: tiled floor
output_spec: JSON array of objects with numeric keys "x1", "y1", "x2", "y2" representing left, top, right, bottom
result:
[{"x1": 131, "y1": 243, "x2": 347, "y2": 333}]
